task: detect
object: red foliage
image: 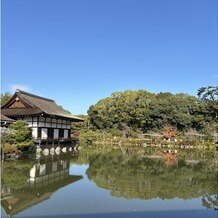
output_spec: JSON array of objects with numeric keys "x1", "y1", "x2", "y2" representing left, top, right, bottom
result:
[{"x1": 162, "y1": 125, "x2": 177, "y2": 139}]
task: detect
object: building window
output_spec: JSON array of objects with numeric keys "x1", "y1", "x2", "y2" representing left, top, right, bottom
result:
[
  {"x1": 54, "y1": 129, "x2": 59, "y2": 139},
  {"x1": 46, "y1": 122, "x2": 51, "y2": 127},
  {"x1": 52, "y1": 118, "x2": 57, "y2": 123},
  {"x1": 64, "y1": 130, "x2": 68, "y2": 139},
  {"x1": 59, "y1": 129, "x2": 64, "y2": 138},
  {"x1": 39, "y1": 117, "x2": 45, "y2": 122},
  {"x1": 47, "y1": 128, "x2": 54, "y2": 139},
  {"x1": 38, "y1": 128, "x2": 42, "y2": 139}
]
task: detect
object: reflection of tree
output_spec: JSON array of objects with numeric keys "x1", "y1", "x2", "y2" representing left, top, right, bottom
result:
[
  {"x1": 86, "y1": 150, "x2": 218, "y2": 204},
  {"x1": 2, "y1": 160, "x2": 34, "y2": 189},
  {"x1": 202, "y1": 194, "x2": 218, "y2": 210}
]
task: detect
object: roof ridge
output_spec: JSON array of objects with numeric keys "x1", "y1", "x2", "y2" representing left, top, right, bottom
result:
[{"x1": 16, "y1": 89, "x2": 55, "y2": 102}]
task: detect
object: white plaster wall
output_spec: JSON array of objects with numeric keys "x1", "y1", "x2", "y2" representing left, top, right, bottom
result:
[
  {"x1": 32, "y1": 121, "x2": 38, "y2": 127},
  {"x1": 32, "y1": 127, "x2": 37, "y2": 139},
  {"x1": 41, "y1": 128, "x2": 48, "y2": 139}
]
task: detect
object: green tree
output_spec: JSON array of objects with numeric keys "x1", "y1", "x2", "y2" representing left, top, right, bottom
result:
[
  {"x1": 3, "y1": 120, "x2": 34, "y2": 150},
  {"x1": 143, "y1": 93, "x2": 208, "y2": 131},
  {"x1": 197, "y1": 86, "x2": 218, "y2": 119},
  {"x1": 88, "y1": 89, "x2": 212, "y2": 133},
  {"x1": 88, "y1": 90, "x2": 155, "y2": 131},
  {"x1": 1, "y1": 92, "x2": 12, "y2": 106},
  {"x1": 197, "y1": 86, "x2": 218, "y2": 102},
  {"x1": 2, "y1": 160, "x2": 34, "y2": 189}
]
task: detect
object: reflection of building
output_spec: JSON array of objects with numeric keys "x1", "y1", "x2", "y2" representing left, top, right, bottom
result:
[
  {"x1": 1, "y1": 156, "x2": 83, "y2": 217},
  {"x1": 1, "y1": 89, "x2": 83, "y2": 143}
]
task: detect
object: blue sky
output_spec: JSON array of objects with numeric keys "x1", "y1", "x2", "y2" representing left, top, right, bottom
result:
[{"x1": 1, "y1": 0, "x2": 217, "y2": 114}]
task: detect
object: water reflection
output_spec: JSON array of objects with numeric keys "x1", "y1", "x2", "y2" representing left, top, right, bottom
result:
[
  {"x1": 1, "y1": 151, "x2": 83, "y2": 217},
  {"x1": 84, "y1": 149, "x2": 218, "y2": 210},
  {"x1": 1, "y1": 148, "x2": 218, "y2": 218}
]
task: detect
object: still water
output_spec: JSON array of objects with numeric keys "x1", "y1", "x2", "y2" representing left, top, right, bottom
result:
[{"x1": 1, "y1": 147, "x2": 217, "y2": 218}]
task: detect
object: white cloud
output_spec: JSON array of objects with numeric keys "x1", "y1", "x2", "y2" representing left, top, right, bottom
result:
[{"x1": 10, "y1": 84, "x2": 30, "y2": 92}]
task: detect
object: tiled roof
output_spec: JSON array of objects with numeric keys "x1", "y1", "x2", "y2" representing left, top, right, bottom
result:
[
  {"x1": 1, "y1": 114, "x2": 15, "y2": 122},
  {"x1": 1, "y1": 89, "x2": 84, "y2": 121}
]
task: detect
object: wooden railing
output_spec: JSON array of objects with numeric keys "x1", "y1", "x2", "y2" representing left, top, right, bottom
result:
[{"x1": 35, "y1": 137, "x2": 72, "y2": 142}]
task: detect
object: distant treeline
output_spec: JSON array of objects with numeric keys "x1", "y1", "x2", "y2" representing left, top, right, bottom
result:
[
  {"x1": 1, "y1": 86, "x2": 217, "y2": 135},
  {"x1": 87, "y1": 86, "x2": 217, "y2": 134}
]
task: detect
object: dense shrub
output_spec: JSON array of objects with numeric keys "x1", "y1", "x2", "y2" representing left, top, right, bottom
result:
[{"x1": 2, "y1": 120, "x2": 34, "y2": 153}]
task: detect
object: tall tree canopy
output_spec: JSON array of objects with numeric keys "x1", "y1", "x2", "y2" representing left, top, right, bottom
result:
[
  {"x1": 197, "y1": 86, "x2": 218, "y2": 102},
  {"x1": 197, "y1": 86, "x2": 218, "y2": 119},
  {"x1": 88, "y1": 89, "x2": 215, "y2": 133}
]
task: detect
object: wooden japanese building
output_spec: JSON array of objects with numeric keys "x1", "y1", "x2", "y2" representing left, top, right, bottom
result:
[{"x1": 1, "y1": 89, "x2": 83, "y2": 143}]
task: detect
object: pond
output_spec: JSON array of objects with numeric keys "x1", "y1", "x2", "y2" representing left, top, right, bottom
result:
[{"x1": 1, "y1": 147, "x2": 218, "y2": 218}]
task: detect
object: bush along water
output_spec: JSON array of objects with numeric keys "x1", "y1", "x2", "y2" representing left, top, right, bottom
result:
[{"x1": 1, "y1": 120, "x2": 34, "y2": 157}]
